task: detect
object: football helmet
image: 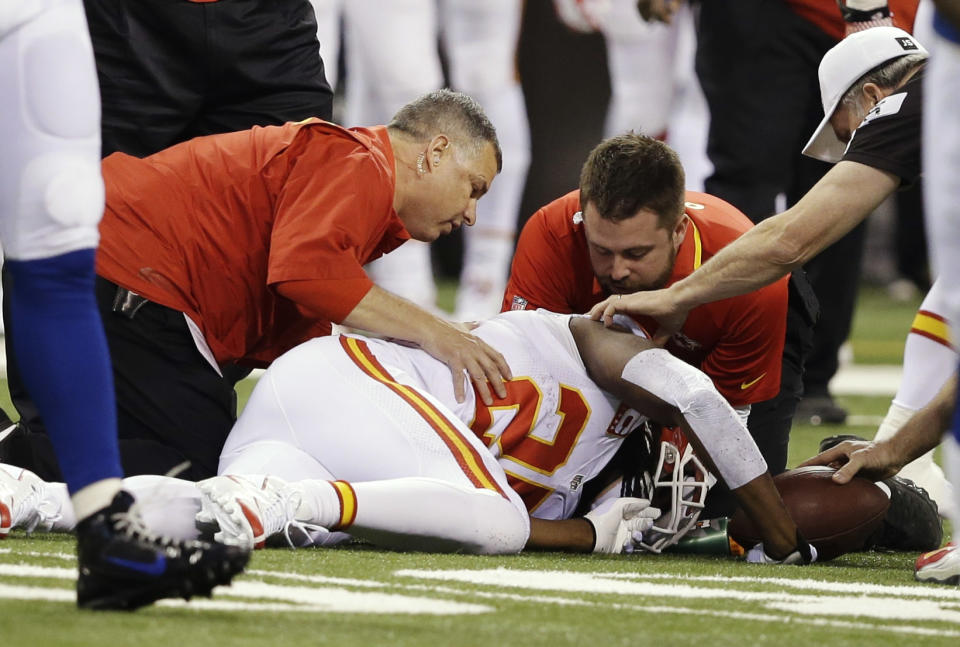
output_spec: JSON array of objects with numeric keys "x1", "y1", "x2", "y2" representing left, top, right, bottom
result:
[{"x1": 622, "y1": 424, "x2": 716, "y2": 552}]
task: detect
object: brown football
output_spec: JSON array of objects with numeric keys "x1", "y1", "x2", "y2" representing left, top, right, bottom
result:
[{"x1": 728, "y1": 465, "x2": 890, "y2": 560}]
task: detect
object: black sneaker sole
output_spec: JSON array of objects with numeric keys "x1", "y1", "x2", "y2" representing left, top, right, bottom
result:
[
  {"x1": 915, "y1": 572, "x2": 960, "y2": 586},
  {"x1": 78, "y1": 549, "x2": 249, "y2": 611}
]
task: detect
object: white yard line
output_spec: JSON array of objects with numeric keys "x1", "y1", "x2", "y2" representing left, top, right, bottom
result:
[{"x1": 5, "y1": 547, "x2": 959, "y2": 633}]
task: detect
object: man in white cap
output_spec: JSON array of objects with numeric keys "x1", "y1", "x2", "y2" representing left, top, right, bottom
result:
[
  {"x1": 590, "y1": 25, "x2": 930, "y2": 334},
  {"x1": 588, "y1": 26, "x2": 957, "y2": 568}
]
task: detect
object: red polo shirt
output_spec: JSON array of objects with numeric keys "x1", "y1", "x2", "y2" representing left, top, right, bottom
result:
[
  {"x1": 503, "y1": 190, "x2": 788, "y2": 407},
  {"x1": 97, "y1": 121, "x2": 408, "y2": 366}
]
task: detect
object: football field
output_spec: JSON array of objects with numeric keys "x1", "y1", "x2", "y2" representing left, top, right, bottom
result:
[
  {"x1": 1, "y1": 510, "x2": 957, "y2": 647},
  {"x1": 1, "y1": 284, "x2": 957, "y2": 644}
]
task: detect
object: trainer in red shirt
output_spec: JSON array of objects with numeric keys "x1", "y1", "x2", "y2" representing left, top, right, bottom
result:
[
  {"x1": 26, "y1": 89, "x2": 514, "y2": 480},
  {"x1": 505, "y1": 189, "x2": 787, "y2": 409},
  {"x1": 99, "y1": 92, "x2": 510, "y2": 404},
  {"x1": 503, "y1": 134, "x2": 792, "y2": 477}
]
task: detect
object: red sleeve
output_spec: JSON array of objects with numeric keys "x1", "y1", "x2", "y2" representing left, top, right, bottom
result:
[
  {"x1": 275, "y1": 278, "x2": 374, "y2": 323},
  {"x1": 701, "y1": 277, "x2": 789, "y2": 407},
  {"x1": 502, "y1": 208, "x2": 578, "y2": 313},
  {"x1": 267, "y1": 138, "x2": 395, "y2": 321}
]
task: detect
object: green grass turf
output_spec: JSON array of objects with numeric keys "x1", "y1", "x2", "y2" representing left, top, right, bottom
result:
[
  {"x1": 1, "y1": 520, "x2": 956, "y2": 647},
  {"x1": 849, "y1": 285, "x2": 924, "y2": 365}
]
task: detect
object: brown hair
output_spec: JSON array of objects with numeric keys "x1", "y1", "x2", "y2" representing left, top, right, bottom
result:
[{"x1": 579, "y1": 133, "x2": 685, "y2": 228}]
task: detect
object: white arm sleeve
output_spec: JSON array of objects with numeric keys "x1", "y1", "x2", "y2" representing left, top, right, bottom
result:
[
  {"x1": 734, "y1": 405, "x2": 751, "y2": 428},
  {"x1": 621, "y1": 349, "x2": 767, "y2": 489}
]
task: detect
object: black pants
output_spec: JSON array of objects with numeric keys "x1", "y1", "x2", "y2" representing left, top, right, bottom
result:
[
  {"x1": 84, "y1": 0, "x2": 334, "y2": 158},
  {"x1": 801, "y1": 222, "x2": 867, "y2": 396},
  {"x1": 695, "y1": 0, "x2": 859, "y2": 402},
  {"x1": 747, "y1": 270, "x2": 818, "y2": 472},
  {"x1": 701, "y1": 270, "x2": 818, "y2": 517},
  {"x1": 5, "y1": 277, "x2": 238, "y2": 481}
]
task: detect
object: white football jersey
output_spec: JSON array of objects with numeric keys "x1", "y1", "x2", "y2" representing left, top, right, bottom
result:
[{"x1": 360, "y1": 310, "x2": 647, "y2": 520}]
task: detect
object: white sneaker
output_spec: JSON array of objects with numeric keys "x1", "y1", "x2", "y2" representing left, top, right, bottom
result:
[
  {"x1": 196, "y1": 475, "x2": 314, "y2": 550},
  {"x1": 916, "y1": 543, "x2": 960, "y2": 585},
  {"x1": 0, "y1": 466, "x2": 60, "y2": 537}
]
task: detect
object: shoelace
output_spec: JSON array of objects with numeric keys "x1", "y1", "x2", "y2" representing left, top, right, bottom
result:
[
  {"x1": 246, "y1": 483, "x2": 327, "y2": 548},
  {"x1": 279, "y1": 517, "x2": 328, "y2": 549}
]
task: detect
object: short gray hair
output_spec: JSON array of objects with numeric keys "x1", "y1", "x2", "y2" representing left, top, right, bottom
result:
[
  {"x1": 840, "y1": 53, "x2": 927, "y2": 109},
  {"x1": 388, "y1": 89, "x2": 502, "y2": 172}
]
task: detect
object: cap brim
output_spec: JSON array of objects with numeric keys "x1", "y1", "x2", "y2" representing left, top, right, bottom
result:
[{"x1": 802, "y1": 96, "x2": 847, "y2": 163}]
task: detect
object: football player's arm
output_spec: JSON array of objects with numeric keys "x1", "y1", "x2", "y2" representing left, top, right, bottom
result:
[
  {"x1": 526, "y1": 499, "x2": 660, "y2": 553},
  {"x1": 526, "y1": 517, "x2": 595, "y2": 551},
  {"x1": 801, "y1": 375, "x2": 955, "y2": 482},
  {"x1": 589, "y1": 161, "x2": 899, "y2": 327},
  {"x1": 568, "y1": 317, "x2": 805, "y2": 561},
  {"x1": 271, "y1": 152, "x2": 511, "y2": 406},
  {"x1": 277, "y1": 281, "x2": 511, "y2": 406}
]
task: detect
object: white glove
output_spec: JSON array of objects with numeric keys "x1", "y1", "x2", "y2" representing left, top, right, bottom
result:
[
  {"x1": 584, "y1": 497, "x2": 661, "y2": 554},
  {"x1": 553, "y1": 0, "x2": 611, "y2": 33},
  {"x1": 745, "y1": 540, "x2": 818, "y2": 565}
]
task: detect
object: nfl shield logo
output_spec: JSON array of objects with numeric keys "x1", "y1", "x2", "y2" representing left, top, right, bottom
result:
[{"x1": 511, "y1": 295, "x2": 529, "y2": 311}]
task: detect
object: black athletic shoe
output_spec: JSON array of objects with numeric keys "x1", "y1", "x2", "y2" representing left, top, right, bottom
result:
[
  {"x1": 868, "y1": 476, "x2": 943, "y2": 552},
  {"x1": 795, "y1": 395, "x2": 848, "y2": 426},
  {"x1": 76, "y1": 490, "x2": 250, "y2": 611},
  {"x1": 816, "y1": 435, "x2": 943, "y2": 552}
]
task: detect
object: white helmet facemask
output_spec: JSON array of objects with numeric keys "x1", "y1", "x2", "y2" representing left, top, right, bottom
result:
[{"x1": 637, "y1": 434, "x2": 716, "y2": 553}]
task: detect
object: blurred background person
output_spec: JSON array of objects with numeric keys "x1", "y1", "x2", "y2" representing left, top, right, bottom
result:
[{"x1": 310, "y1": 0, "x2": 530, "y2": 321}]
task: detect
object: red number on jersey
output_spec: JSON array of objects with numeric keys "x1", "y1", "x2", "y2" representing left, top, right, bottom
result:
[{"x1": 470, "y1": 377, "x2": 591, "y2": 511}]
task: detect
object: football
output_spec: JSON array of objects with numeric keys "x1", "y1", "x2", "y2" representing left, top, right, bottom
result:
[{"x1": 728, "y1": 465, "x2": 890, "y2": 561}]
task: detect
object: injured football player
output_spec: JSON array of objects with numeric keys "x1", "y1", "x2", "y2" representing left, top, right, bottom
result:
[{"x1": 0, "y1": 310, "x2": 814, "y2": 564}]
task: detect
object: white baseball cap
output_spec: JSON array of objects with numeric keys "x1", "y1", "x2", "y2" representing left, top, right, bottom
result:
[{"x1": 802, "y1": 26, "x2": 928, "y2": 163}]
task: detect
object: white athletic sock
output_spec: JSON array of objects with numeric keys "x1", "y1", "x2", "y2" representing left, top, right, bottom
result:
[
  {"x1": 893, "y1": 335, "x2": 956, "y2": 411},
  {"x1": 71, "y1": 477, "x2": 122, "y2": 522},
  {"x1": 289, "y1": 478, "x2": 347, "y2": 530},
  {"x1": 892, "y1": 285, "x2": 956, "y2": 411}
]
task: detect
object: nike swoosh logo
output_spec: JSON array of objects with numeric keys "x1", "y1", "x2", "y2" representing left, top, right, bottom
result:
[
  {"x1": 104, "y1": 553, "x2": 167, "y2": 577},
  {"x1": 740, "y1": 373, "x2": 766, "y2": 390}
]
